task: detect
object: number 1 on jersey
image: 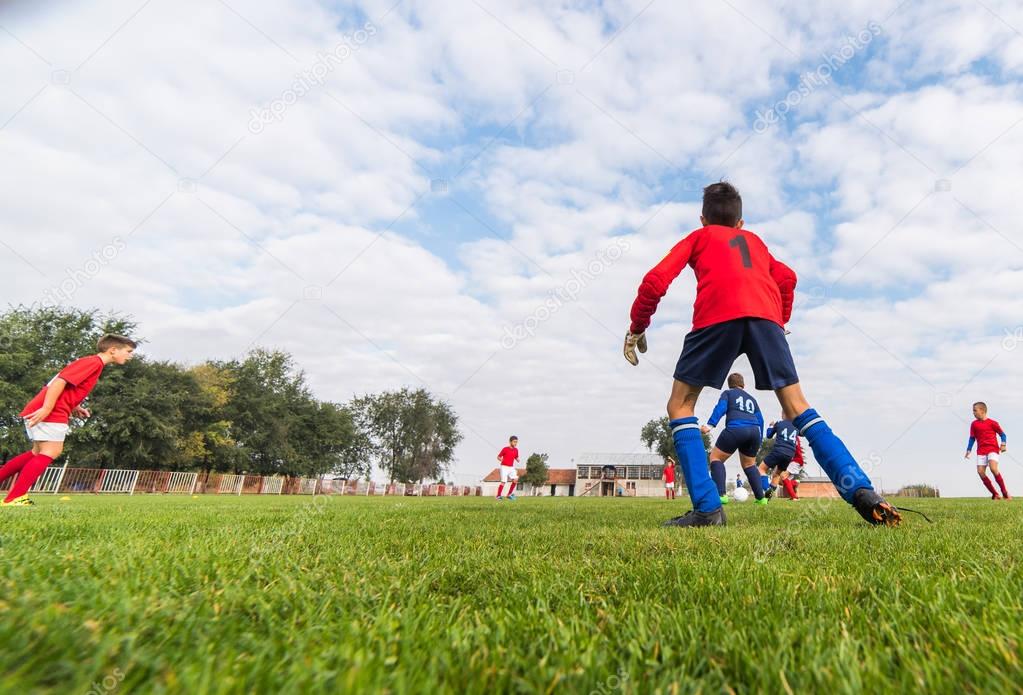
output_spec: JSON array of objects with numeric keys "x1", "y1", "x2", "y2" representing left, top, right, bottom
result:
[{"x1": 729, "y1": 235, "x2": 752, "y2": 268}]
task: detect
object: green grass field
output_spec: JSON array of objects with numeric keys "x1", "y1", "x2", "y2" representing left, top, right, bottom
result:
[{"x1": 1, "y1": 495, "x2": 1021, "y2": 694}]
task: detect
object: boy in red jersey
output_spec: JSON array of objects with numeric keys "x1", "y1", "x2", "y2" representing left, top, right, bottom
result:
[
  {"x1": 624, "y1": 182, "x2": 899, "y2": 527},
  {"x1": 662, "y1": 457, "x2": 677, "y2": 499},
  {"x1": 965, "y1": 402, "x2": 1009, "y2": 500},
  {"x1": 496, "y1": 436, "x2": 519, "y2": 501},
  {"x1": 0, "y1": 334, "x2": 136, "y2": 506}
]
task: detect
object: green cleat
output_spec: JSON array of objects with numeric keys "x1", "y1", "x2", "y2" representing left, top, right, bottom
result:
[
  {"x1": 754, "y1": 497, "x2": 768, "y2": 506},
  {"x1": 719, "y1": 495, "x2": 730, "y2": 505}
]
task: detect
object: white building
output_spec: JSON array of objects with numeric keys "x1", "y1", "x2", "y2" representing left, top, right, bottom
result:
[{"x1": 575, "y1": 453, "x2": 673, "y2": 497}]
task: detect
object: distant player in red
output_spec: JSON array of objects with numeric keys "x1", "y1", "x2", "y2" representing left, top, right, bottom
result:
[
  {"x1": 662, "y1": 457, "x2": 677, "y2": 499},
  {"x1": 0, "y1": 334, "x2": 136, "y2": 506},
  {"x1": 965, "y1": 402, "x2": 1009, "y2": 500},
  {"x1": 624, "y1": 182, "x2": 899, "y2": 527},
  {"x1": 496, "y1": 436, "x2": 519, "y2": 501}
]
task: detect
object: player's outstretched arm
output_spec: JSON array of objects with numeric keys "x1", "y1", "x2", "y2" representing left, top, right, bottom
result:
[
  {"x1": 624, "y1": 235, "x2": 697, "y2": 365},
  {"x1": 702, "y1": 394, "x2": 727, "y2": 433}
]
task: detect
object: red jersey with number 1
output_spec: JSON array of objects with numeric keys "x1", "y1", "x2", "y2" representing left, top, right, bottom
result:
[
  {"x1": 499, "y1": 446, "x2": 519, "y2": 467},
  {"x1": 630, "y1": 225, "x2": 797, "y2": 333}
]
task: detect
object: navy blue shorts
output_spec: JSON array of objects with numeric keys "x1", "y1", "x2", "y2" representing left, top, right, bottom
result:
[
  {"x1": 674, "y1": 318, "x2": 799, "y2": 391},
  {"x1": 714, "y1": 426, "x2": 762, "y2": 458},
  {"x1": 764, "y1": 449, "x2": 794, "y2": 471}
]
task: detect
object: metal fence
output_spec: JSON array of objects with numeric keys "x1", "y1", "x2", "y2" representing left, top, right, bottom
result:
[{"x1": 0, "y1": 463, "x2": 484, "y2": 497}]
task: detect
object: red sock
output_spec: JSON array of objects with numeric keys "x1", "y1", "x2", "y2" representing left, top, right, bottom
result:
[
  {"x1": 508, "y1": 481, "x2": 517, "y2": 495},
  {"x1": 782, "y1": 478, "x2": 798, "y2": 499},
  {"x1": 4, "y1": 455, "x2": 53, "y2": 502},
  {"x1": 497, "y1": 484, "x2": 505, "y2": 498},
  {"x1": 980, "y1": 474, "x2": 999, "y2": 498},
  {"x1": 0, "y1": 451, "x2": 35, "y2": 485},
  {"x1": 994, "y1": 474, "x2": 1010, "y2": 498},
  {"x1": 665, "y1": 488, "x2": 670, "y2": 499}
]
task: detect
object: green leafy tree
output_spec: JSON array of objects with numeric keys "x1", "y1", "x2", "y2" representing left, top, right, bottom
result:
[
  {"x1": 352, "y1": 388, "x2": 462, "y2": 483},
  {"x1": 521, "y1": 452, "x2": 549, "y2": 488},
  {"x1": 221, "y1": 349, "x2": 317, "y2": 475}
]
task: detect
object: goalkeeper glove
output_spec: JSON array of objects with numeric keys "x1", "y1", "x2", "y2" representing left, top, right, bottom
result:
[{"x1": 623, "y1": 332, "x2": 647, "y2": 366}]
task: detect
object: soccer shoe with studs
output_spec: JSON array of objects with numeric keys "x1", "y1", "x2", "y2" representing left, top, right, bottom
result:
[
  {"x1": 507, "y1": 494, "x2": 516, "y2": 501},
  {"x1": 719, "y1": 495, "x2": 730, "y2": 506},
  {"x1": 754, "y1": 498, "x2": 768, "y2": 506},
  {"x1": 1, "y1": 495, "x2": 35, "y2": 507},
  {"x1": 662, "y1": 507, "x2": 726, "y2": 528},
  {"x1": 851, "y1": 488, "x2": 901, "y2": 527}
]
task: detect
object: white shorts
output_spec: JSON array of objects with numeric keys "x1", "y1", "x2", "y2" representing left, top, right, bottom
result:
[
  {"x1": 24, "y1": 420, "x2": 69, "y2": 442},
  {"x1": 665, "y1": 481, "x2": 675, "y2": 488},
  {"x1": 786, "y1": 462, "x2": 803, "y2": 476},
  {"x1": 500, "y1": 466, "x2": 518, "y2": 483},
  {"x1": 977, "y1": 452, "x2": 1000, "y2": 466}
]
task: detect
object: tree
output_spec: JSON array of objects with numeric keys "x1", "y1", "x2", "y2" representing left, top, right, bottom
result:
[
  {"x1": 521, "y1": 452, "x2": 549, "y2": 488},
  {"x1": 222, "y1": 349, "x2": 317, "y2": 475},
  {"x1": 352, "y1": 388, "x2": 463, "y2": 483}
]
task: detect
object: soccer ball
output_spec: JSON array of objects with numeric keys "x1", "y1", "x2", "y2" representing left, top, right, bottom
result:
[{"x1": 732, "y1": 487, "x2": 750, "y2": 503}]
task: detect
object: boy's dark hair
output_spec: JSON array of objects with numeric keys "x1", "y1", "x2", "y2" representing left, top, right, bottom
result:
[
  {"x1": 509, "y1": 435, "x2": 518, "y2": 442},
  {"x1": 702, "y1": 182, "x2": 742, "y2": 226},
  {"x1": 973, "y1": 402, "x2": 987, "y2": 411},
  {"x1": 727, "y1": 373, "x2": 745, "y2": 388},
  {"x1": 97, "y1": 334, "x2": 137, "y2": 351}
]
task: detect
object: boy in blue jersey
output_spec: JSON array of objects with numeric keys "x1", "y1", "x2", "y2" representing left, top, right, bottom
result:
[
  {"x1": 763, "y1": 418, "x2": 801, "y2": 500},
  {"x1": 701, "y1": 373, "x2": 767, "y2": 504}
]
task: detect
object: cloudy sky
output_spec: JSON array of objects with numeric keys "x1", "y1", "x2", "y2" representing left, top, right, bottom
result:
[{"x1": 2, "y1": 0, "x2": 1022, "y2": 495}]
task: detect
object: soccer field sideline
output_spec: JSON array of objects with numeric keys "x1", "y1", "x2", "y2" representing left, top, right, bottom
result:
[{"x1": 1, "y1": 495, "x2": 1020, "y2": 694}]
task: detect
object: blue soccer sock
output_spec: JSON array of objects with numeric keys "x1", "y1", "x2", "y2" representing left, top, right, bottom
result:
[
  {"x1": 710, "y1": 460, "x2": 727, "y2": 496},
  {"x1": 793, "y1": 408, "x2": 873, "y2": 503},
  {"x1": 670, "y1": 417, "x2": 721, "y2": 513},
  {"x1": 743, "y1": 465, "x2": 765, "y2": 500},
  {"x1": 761, "y1": 474, "x2": 772, "y2": 491}
]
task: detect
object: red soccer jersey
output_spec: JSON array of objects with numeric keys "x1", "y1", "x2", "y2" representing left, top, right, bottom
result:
[
  {"x1": 970, "y1": 418, "x2": 1005, "y2": 456},
  {"x1": 630, "y1": 225, "x2": 797, "y2": 333},
  {"x1": 498, "y1": 446, "x2": 519, "y2": 467},
  {"x1": 20, "y1": 356, "x2": 105, "y2": 425},
  {"x1": 663, "y1": 464, "x2": 676, "y2": 484}
]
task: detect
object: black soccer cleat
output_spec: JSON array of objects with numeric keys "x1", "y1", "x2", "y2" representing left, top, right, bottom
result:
[
  {"x1": 662, "y1": 507, "x2": 726, "y2": 528},
  {"x1": 852, "y1": 488, "x2": 902, "y2": 527}
]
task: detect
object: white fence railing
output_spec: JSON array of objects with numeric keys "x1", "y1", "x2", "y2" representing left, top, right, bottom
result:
[{"x1": 1, "y1": 464, "x2": 485, "y2": 498}]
